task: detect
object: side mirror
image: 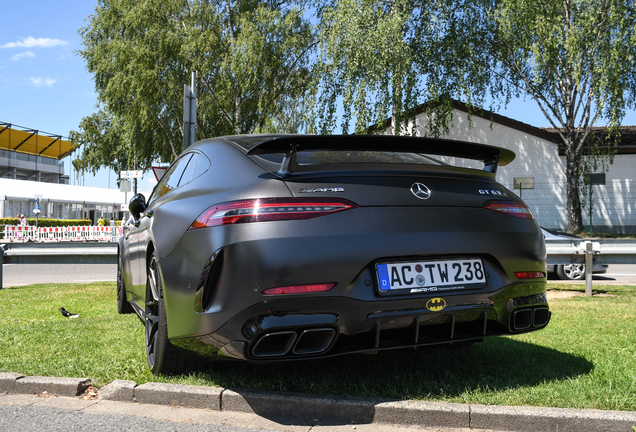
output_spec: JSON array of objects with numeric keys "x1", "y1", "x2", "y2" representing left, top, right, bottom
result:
[{"x1": 129, "y1": 193, "x2": 147, "y2": 221}]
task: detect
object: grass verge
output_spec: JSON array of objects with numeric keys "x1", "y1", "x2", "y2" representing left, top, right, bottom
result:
[{"x1": 0, "y1": 281, "x2": 634, "y2": 411}]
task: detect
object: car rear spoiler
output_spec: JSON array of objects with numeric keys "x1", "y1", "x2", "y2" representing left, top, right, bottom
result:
[{"x1": 246, "y1": 135, "x2": 515, "y2": 176}]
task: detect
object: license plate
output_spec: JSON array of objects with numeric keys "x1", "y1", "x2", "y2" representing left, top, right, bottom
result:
[{"x1": 376, "y1": 258, "x2": 486, "y2": 294}]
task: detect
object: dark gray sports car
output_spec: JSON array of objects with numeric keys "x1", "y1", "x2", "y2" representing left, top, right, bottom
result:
[{"x1": 118, "y1": 134, "x2": 550, "y2": 375}]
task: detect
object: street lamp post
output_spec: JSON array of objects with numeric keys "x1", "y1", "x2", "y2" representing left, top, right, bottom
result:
[{"x1": 33, "y1": 195, "x2": 43, "y2": 228}]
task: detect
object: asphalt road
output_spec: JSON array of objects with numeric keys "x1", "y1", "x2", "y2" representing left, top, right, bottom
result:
[
  {"x1": 0, "y1": 396, "x2": 484, "y2": 432},
  {"x1": 2, "y1": 263, "x2": 636, "y2": 288},
  {"x1": 0, "y1": 405, "x2": 268, "y2": 432},
  {"x1": 1, "y1": 263, "x2": 117, "y2": 287},
  {"x1": 547, "y1": 264, "x2": 636, "y2": 285}
]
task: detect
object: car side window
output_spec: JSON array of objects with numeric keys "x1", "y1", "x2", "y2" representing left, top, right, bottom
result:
[
  {"x1": 178, "y1": 153, "x2": 210, "y2": 187},
  {"x1": 149, "y1": 153, "x2": 193, "y2": 204}
]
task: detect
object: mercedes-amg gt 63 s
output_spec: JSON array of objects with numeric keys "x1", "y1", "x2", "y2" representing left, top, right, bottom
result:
[{"x1": 118, "y1": 134, "x2": 550, "y2": 374}]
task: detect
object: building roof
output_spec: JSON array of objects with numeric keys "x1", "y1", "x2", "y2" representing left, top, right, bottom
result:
[
  {"x1": 543, "y1": 125, "x2": 636, "y2": 155},
  {"x1": 409, "y1": 100, "x2": 636, "y2": 154},
  {"x1": 373, "y1": 99, "x2": 563, "y2": 144},
  {"x1": 0, "y1": 122, "x2": 75, "y2": 160}
]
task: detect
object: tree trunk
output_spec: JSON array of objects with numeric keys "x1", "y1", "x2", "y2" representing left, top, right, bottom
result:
[
  {"x1": 235, "y1": 89, "x2": 243, "y2": 134},
  {"x1": 225, "y1": 0, "x2": 242, "y2": 134},
  {"x1": 564, "y1": 140, "x2": 584, "y2": 233}
]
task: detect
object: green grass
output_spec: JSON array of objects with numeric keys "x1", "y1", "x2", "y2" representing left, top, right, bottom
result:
[{"x1": 1, "y1": 282, "x2": 635, "y2": 411}]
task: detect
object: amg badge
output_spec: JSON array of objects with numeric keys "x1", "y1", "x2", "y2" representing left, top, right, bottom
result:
[{"x1": 298, "y1": 187, "x2": 345, "y2": 193}]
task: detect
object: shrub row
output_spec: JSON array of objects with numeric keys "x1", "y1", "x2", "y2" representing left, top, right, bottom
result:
[{"x1": 0, "y1": 219, "x2": 93, "y2": 236}]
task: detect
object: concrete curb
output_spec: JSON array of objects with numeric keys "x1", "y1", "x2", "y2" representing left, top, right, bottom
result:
[
  {"x1": 2, "y1": 372, "x2": 636, "y2": 431},
  {"x1": 135, "y1": 382, "x2": 222, "y2": 411},
  {"x1": 0, "y1": 372, "x2": 24, "y2": 393},
  {"x1": 0, "y1": 373, "x2": 90, "y2": 397}
]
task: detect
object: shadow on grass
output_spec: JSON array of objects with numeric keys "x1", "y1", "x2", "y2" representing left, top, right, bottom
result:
[
  {"x1": 198, "y1": 337, "x2": 592, "y2": 400},
  {"x1": 188, "y1": 337, "x2": 592, "y2": 426}
]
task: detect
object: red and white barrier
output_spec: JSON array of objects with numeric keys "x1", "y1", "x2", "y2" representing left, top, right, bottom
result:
[
  {"x1": 38, "y1": 227, "x2": 67, "y2": 242},
  {"x1": 4, "y1": 225, "x2": 123, "y2": 242},
  {"x1": 91, "y1": 226, "x2": 113, "y2": 241},
  {"x1": 67, "y1": 226, "x2": 90, "y2": 241},
  {"x1": 4, "y1": 226, "x2": 38, "y2": 242}
]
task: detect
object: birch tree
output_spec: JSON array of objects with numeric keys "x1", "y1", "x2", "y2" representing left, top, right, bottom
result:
[
  {"x1": 484, "y1": 0, "x2": 636, "y2": 232},
  {"x1": 71, "y1": 0, "x2": 314, "y2": 175}
]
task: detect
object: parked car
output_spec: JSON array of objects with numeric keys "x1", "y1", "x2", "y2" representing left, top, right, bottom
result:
[
  {"x1": 541, "y1": 227, "x2": 608, "y2": 280},
  {"x1": 118, "y1": 134, "x2": 551, "y2": 374}
]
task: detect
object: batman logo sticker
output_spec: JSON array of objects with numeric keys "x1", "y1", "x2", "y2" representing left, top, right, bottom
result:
[{"x1": 426, "y1": 298, "x2": 446, "y2": 312}]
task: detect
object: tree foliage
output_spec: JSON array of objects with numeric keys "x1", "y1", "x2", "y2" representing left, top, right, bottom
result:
[
  {"x1": 309, "y1": 0, "x2": 494, "y2": 135},
  {"x1": 313, "y1": 0, "x2": 636, "y2": 232},
  {"x1": 71, "y1": 0, "x2": 314, "y2": 175},
  {"x1": 73, "y1": 0, "x2": 636, "y2": 235},
  {"x1": 478, "y1": 0, "x2": 636, "y2": 232}
]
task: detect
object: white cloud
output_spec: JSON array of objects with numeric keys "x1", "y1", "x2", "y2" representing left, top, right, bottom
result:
[
  {"x1": 30, "y1": 77, "x2": 56, "y2": 87},
  {"x1": 11, "y1": 51, "x2": 35, "y2": 61},
  {"x1": 1, "y1": 36, "x2": 69, "y2": 49}
]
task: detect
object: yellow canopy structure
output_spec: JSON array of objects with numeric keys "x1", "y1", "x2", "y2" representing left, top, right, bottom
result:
[{"x1": 0, "y1": 121, "x2": 75, "y2": 160}]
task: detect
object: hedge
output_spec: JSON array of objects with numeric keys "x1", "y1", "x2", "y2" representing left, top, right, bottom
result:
[{"x1": 0, "y1": 218, "x2": 93, "y2": 228}]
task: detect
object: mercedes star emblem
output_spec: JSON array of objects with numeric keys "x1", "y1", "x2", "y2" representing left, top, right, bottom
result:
[{"x1": 411, "y1": 183, "x2": 431, "y2": 200}]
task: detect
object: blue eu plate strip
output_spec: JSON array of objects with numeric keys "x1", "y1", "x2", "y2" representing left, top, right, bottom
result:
[{"x1": 377, "y1": 264, "x2": 390, "y2": 291}]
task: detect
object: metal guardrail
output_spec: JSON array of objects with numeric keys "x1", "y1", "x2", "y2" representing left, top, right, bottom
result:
[
  {"x1": 545, "y1": 238, "x2": 636, "y2": 295},
  {"x1": 545, "y1": 239, "x2": 636, "y2": 265},
  {"x1": 0, "y1": 242, "x2": 117, "y2": 289}
]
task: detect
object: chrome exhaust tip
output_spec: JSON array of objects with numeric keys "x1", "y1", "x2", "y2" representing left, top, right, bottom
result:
[
  {"x1": 293, "y1": 328, "x2": 336, "y2": 355},
  {"x1": 251, "y1": 331, "x2": 297, "y2": 357}
]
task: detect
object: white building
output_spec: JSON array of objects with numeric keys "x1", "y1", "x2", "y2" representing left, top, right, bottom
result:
[
  {"x1": 1, "y1": 122, "x2": 127, "y2": 223},
  {"x1": 0, "y1": 178, "x2": 127, "y2": 222},
  {"x1": 403, "y1": 102, "x2": 636, "y2": 233}
]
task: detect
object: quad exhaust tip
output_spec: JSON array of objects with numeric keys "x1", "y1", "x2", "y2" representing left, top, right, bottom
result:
[
  {"x1": 252, "y1": 331, "x2": 297, "y2": 357},
  {"x1": 512, "y1": 307, "x2": 550, "y2": 331},
  {"x1": 251, "y1": 328, "x2": 336, "y2": 358},
  {"x1": 293, "y1": 328, "x2": 336, "y2": 355}
]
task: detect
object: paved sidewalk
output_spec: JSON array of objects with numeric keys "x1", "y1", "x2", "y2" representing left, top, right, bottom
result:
[{"x1": 1, "y1": 373, "x2": 635, "y2": 432}]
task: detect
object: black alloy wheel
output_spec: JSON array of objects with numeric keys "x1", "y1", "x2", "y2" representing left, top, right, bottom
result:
[
  {"x1": 117, "y1": 252, "x2": 133, "y2": 314},
  {"x1": 144, "y1": 250, "x2": 187, "y2": 375}
]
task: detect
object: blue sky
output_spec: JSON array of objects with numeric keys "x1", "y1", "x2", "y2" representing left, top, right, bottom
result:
[
  {"x1": 0, "y1": 0, "x2": 158, "y2": 192},
  {"x1": 1, "y1": 1, "x2": 634, "y2": 192}
]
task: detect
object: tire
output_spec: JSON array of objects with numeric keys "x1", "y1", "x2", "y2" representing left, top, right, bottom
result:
[
  {"x1": 117, "y1": 252, "x2": 133, "y2": 314},
  {"x1": 144, "y1": 250, "x2": 193, "y2": 375},
  {"x1": 557, "y1": 264, "x2": 586, "y2": 280}
]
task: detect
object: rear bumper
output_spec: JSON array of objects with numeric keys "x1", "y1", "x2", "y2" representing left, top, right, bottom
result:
[{"x1": 172, "y1": 282, "x2": 549, "y2": 362}]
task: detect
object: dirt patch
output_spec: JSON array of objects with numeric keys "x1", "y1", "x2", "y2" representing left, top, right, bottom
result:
[
  {"x1": 547, "y1": 290, "x2": 615, "y2": 299},
  {"x1": 80, "y1": 386, "x2": 99, "y2": 400},
  {"x1": 547, "y1": 290, "x2": 584, "y2": 299}
]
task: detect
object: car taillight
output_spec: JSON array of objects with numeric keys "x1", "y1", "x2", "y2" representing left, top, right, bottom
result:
[
  {"x1": 262, "y1": 283, "x2": 336, "y2": 295},
  {"x1": 484, "y1": 201, "x2": 535, "y2": 219},
  {"x1": 189, "y1": 198, "x2": 358, "y2": 230},
  {"x1": 514, "y1": 271, "x2": 546, "y2": 279}
]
